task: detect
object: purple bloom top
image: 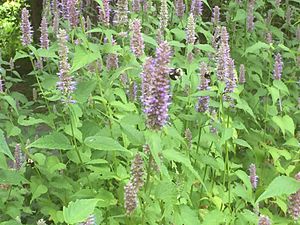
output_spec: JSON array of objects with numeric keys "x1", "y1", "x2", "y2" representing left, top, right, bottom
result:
[
  {"x1": 186, "y1": 13, "x2": 196, "y2": 45},
  {"x1": 57, "y1": 29, "x2": 76, "y2": 103},
  {"x1": 130, "y1": 19, "x2": 144, "y2": 57},
  {"x1": 40, "y1": 16, "x2": 49, "y2": 49},
  {"x1": 249, "y1": 163, "x2": 258, "y2": 189},
  {"x1": 141, "y1": 41, "x2": 172, "y2": 130},
  {"x1": 98, "y1": 0, "x2": 110, "y2": 26},
  {"x1": 211, "y1": 6, "x2": 220, "y2": 25},
  {"x1": 191, "y1": 0, "x2": 203, "y2": 16},
  {"x1": 273, "y1": 53, "x2": 283, "y2": 80},
  {"x1": 197, "y1": 62, "x2": 210, "y2": 112},
  {"x1": 175, "y1": 0, "x2": 185, "y2": 18},
  {"x1": 21, "y1": 8, "x2": 33, "y2": 46},
  {"x1": 159, "y1": 0, "x2": 169, "y2": 30}
]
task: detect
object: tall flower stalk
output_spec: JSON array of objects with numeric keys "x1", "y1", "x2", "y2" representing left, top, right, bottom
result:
[
  {"x1": 98, "y1": 0, "x2": 110, "y2": 26},
  {"x1": 288, "y1": 172, "x2": 300, "y2": 221},
  {"x1": 249, "y1": 163, "x2": 258, "y2": 190},
  {"x1": 159, "y1": 0, "x2": 168, "y2": 31},
  {"x1": 141, "y1": 41, "x2": 172, "y2": 130},
  {"x1": 191, "y1": 0, "x2": 203, "y2": 16},
  {"x1": 40, "y1": 16, "x2": 49, "y2": 49},
  {"x1": 197, "y1": 62, "x2": 210, "y2": 112},
  {"x1": 116, "y1": 0, "x2": 129, "y2": 25},
  {"x1": 130, "y1": 19, "x2": 144, "y2": 57},
  {"x1": 21, "y1": 8, "x2": 33, "y2": 46},
  {"x1": 211, "y1": 6, "x2": 220, "y2": 26},
  {"x1": 273, "y1": 53, "x2": 283, "y2": 80},
  {"x1": 175, "y1": 0, "x2": 185, "y2": 18},
  {"x1": 57, "y1": 29, "x2": 76, "y2": 103},
  {"x1": 247, "y1": 0, "x2": 255, "y2": 32}
]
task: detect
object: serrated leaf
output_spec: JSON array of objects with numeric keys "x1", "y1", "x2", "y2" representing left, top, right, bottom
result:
[
  {"x1": 1, "y1": 96, "x2": 18, "y2": 115},
  {"x1": 180, "y1": 206, "x2": 201, "y2": 225},
  {"x1": 0, "y1": 169, "x2": 27, "y2": 185},
  {"x1": 195, "y1": 44, "x2": 215, "y2": 53},
  {"x1": 0, "y1": 129, "x2": 14, "y2": 160},
  {"x1": 233, "y1": 9, "x2": 247, "y2": 22},
  {"x1": 234, "y1": 139, "x2": 253, "y2": 150},
  {"x1": 28, "y1": 132, "x2": 72, "y2": 150},
  {"x1": 142, "y1": 34, "x2": 157, "y2": 47},
  {"x1": 63, "y1": 199, "x2": 100, "y2": 224},
  {"x1": 244, "y1": 42, "x2": 270, "y2": 55},
  {"x1": 256, "y1": 176, "x2": 300, "y2": 203},
  {"x1": 163, "y1": 149, "x2": 207, "y2": 192},
  {"x1": 18, "y1": 115, "x2": 46, "y2": 126},
  {"x1": 74, "y1": 80, "x2": 97, "y2": 103},
  {"x1": 70, "y1": 46, "x2": 101, "y2": 73},
  {"x1": 31, "y1": 184, "x2": 48, "y2": 203},
  {"x1": 84, "y1": 136, "x2": 131, "y2": 153}
]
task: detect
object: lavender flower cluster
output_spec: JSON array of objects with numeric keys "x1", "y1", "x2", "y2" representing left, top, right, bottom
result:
[
  {"x1": 141, "y1": 41, "x2": 172, "y2": 130},
  {"x1": 124, "y1": 153, "x2": 144, "y2": 214},
  {"x1": 21, "y1": 8, "x2": 33, "y2": 46},
  {"x1": 56, "y1": 29, "x2": 76, "y2": 103},
  {"x1": 130, "y1": 19, "x2": 144, "y2": 57},
  {"x1": 197, "y1": 62, "x2": 210, "y2": 112}
]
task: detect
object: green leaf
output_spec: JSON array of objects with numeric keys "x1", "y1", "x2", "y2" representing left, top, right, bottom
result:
[
  {"x1": 74, "y1": 80, "x2": 97, "y2": 103},
  {"x1": 18, "y1": 115, "x2": 46, "y2": 126},
  {"x1": 142, "y1": 34, "x2": 157, "y2": 47},
  {"x1": 180, "y1": 206, "x2": 201, "y2": 225},
  {"x1": 234, "y1": 139, "x2": 253, "y2": 150},
  {"x1": 272, "y1": 115, "x2": 295, "y2": 136},
  {"x1": 0, "y1": 169, "x2": 27, "y2": 185},
  {"x1": 282, "y1": 115, "x2": 295, "y2": 135},
  {"x1": 0, "y1": 129, "x2": 14, "y2": 160},
  {"x1": 28, "y1": 132, "x2": 73, "y2": 150},
  {"x1": 236, "y1": 99, "x2": 255, "y2": 119},
  {"x1": 244, "y1": 42, "x2": 270, "y2": 55},
  {"x1": 233, "y1": 9, "x2": 247, "y2": 22},
  {"x1": 163, "y1": 149, "x2": 207, "y2": 192},
  {"x1": 194, "y1": 44, "x2": 215, "y2": 53},
  {"x1": 256, "y1": 176, "x2": 300, "y2": 203},
  {"x1": 1, "y1": 96, "x2": 18, "y2": 115},
  {"x1": 273, "y1": 80, "x2": 289, "y2": 94},
  {"x1": 31, "y1": 184, "x2": 48, "y2": 203},
  {"x1": 70, "y1": 46, "x2": 101, "y2": 73},
  {"x1": 202, "y1": 209, "x2": 225, "y2": 225},
  {"x1": 84, "y1": 136, "x2": 131, "y2": 153},
  {"x1": 63, "y1": 199, "x2": 100, "y2": 224},
  {"x1": 120, "y1": 124, "x2": 145, "y2": 146}
]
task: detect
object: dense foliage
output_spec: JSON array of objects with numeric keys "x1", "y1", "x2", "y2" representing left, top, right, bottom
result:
[{"x1": 0, "y1": 0, "x2": 299, "y2": 224}]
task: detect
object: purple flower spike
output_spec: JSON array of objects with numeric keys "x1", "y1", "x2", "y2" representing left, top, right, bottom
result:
[
  {"x1": 239, "y1": 64, "x2": 246, "y2": 84},
  {"x1": 197, "y1": 62, "x2": 210, "y2": 112},
  {"x1": 0, "y1": 76, "x2": 3, "y2": 93},
  {"x1": 258, "y1": 215, "x2": 271, "y2": 225},
  {"x1": 98, "y1": 0, "x2": 110, "y2": 26},
  {"x1": 191, "y1": 0, "x2": 203, "y2": 16},
  {"x1": 249, "y1": 163, "x2": 258, "y2": 190},
  {"x1": 131, "y1": 153, "x2": 144, "y2": 190},
  {"x1": 132, "y1": 0, "x2": 141, "y2": 12},
  {"x1": 106, "y1": 38, "x2": 119, "y2": 70},
  {"x1": 175, "y1": 0, "x2": 185, "y2": 18},
  {"x1": 186, "y1": 13, "x2": 196, "y2": 45},
  {"x1": 14, "y1": 144, "x2": 23, "y2": 170},
  {"x1": 247, "y1": 1, "x2": 255, "y2": 32},
  {"x1": 273, "y1": 53, "x2": 283, "y2": 80},
  {"x1": 130, "y1": 19, "x2": 144, "y2": 57},
  {"x1": 159, "y1": 0, "x2": 169, "y2": 30},
  {"x1": 40, "y1": 16, "x2": 49, "y2": 49},
  {"x1": 116, "y1": 0, "x2": 129, "y2": 25},
  {"x1": 124, "y1": 181, "x2": 138, "y2": 214},
  {"x1": 68, "y1": 0, "x2": 79, "y2": 27},
  {"x1": 21, "y1": 8, "x2": 33, "y2": 46},
  {"x1": 211, "y1": 6, "x2": 220, "y2": 26},
  {"x1": 141, "y1": 42, "x2": 172, "y2": 130},
  {"x1": 288, "y1": 172, "x2": 300, "y2": 221},
  {"x1": 57, "y1": 29, "x2": 76, "y2": 103}
]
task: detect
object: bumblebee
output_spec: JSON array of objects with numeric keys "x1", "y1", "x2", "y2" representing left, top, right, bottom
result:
[{"x1": 169, "y1": 68, "x2": 184, "y2": 80}]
